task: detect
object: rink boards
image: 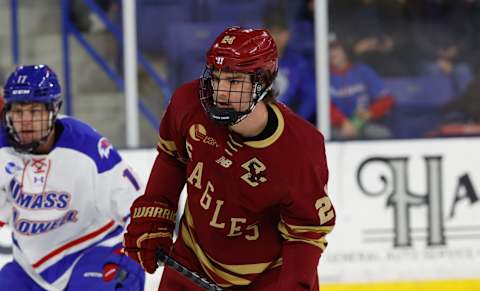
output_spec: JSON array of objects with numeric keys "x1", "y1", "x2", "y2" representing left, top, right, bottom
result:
[
  {"x1": 323, "y1": 279, "x2": 480, "y2": 291},
  {"x1": 0, "y1": 138, "x2": 478, "y2": 290}
]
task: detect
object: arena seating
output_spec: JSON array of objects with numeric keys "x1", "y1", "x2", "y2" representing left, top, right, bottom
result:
[
  {"x1": 136, "y1": 0, "x2": 192, "y2": 54},
  {"x1": 384, "y1": 75, "x2": 456, "y2": 138},
  {"x1": 164, "y1": 22, "x2": 226, "y2": 87}
]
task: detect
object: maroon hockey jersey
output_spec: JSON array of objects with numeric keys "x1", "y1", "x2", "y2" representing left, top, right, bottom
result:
[{"x1": 148, "y1": 80, "x2": 336, "y2": 288}]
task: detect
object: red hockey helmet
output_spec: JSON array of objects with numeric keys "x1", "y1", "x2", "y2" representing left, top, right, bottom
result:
[{"x1": 200, "y1": 27, "x2": 278, "y2": 125}]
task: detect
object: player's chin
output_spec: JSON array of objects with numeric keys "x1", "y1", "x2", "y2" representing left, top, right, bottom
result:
[
  {"x1": 215, "y1": 100, "x2": 231, "y2": 108},
  {"x1": 19, "y1": 133, "x2": 41, "y2": 144}
]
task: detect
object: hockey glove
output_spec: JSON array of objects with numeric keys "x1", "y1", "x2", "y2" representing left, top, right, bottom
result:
[{"x1": 123, "y1": 196, "x2": 176, "y2": 274}]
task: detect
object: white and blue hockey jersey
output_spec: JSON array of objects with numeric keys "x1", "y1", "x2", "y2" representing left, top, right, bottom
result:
[{"x1": 0, "y1": 116, "x2": 143, "y2": 290}]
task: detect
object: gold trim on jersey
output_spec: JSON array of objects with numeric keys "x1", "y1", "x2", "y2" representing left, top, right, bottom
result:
[
  {"x1": 279, "y1": 221, "x2": 335, "y2": 233},
  {"x1": 181, "y1": 224, "x2": 251, "y2": 286},
  {"x1": 243, "y1": 103, "x2": 284, "y2": 148},
  {"x1": 184, "y1": 202, "x2": 195, "y2": 229},
  {"x1": 226, "y1": 141, "x2": 239, "y2": 152},
  {"x1": 225, "y1": 148, "x2": 233, "y2": 156},
  {"x1": 157, "y1": 136, "x2": 188, "y2": 164},
  {"x1": 211, "y1": 251, "x2": 282, "y2": 275},
  {"x1": 157, "y1": 137, "x2": 176, "y2": 157},
  {"x1": 277, "y1": 219, "x2": 333, "y2": 251},
  {"x1": 228, "y1": 134, "x2": 243, "y2": 148},
  {"x1": 182, "y1": 203, "x2": 282, "y2": 287}
]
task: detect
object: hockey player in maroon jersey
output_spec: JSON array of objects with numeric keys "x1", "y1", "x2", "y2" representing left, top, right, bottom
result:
[{"x1": 124, "y1": 26, "x2": 336, "y2": 290}]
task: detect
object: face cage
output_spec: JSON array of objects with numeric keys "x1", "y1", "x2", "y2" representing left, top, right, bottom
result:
[
  {"x1": 199, "y1": 67, "x2": 273, "y2": 126},
  {"x1": 4, "y1": 102, "x2": 60, "y2": 153}
]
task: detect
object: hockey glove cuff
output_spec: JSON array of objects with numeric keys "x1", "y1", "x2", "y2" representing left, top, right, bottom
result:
[{"x1": 123, "y1": 196, "x2": 176, "y2": 274}]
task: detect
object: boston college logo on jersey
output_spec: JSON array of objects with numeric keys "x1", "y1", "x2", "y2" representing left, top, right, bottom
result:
[{"x1": 241, "y1": 158, "x2": 267, "y2": 187}]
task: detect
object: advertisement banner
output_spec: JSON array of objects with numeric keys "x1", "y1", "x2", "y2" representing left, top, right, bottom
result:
[{"x1": 321, "y1": 138, "x2": 480, "y2": 284}]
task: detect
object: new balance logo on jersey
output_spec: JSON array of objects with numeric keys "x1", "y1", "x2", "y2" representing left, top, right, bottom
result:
[
  {"x1": 216, "y1": 156, "x2": 232, "y2": 168},
  {"x1": 215, "y1": 57, "x2": 224, "y2": 65}
]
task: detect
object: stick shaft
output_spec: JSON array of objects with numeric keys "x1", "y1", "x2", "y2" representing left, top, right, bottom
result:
[{"x1": 157, "y1": 250, "x2": 223, "y2": 291}]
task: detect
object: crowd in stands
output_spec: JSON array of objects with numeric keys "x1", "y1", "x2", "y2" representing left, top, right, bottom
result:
[
  {"x1": 65, "y1": 0, "x2": 480, "y2": 139},
  {"x1": 323, "y1": 0, "x2": 479, "y2": 138},
  {"x1": 70, "y1": 0, "x2": 117, "y2": 32},
  {"x1": 263, "y1": 1, "x2": 318, "y2": 125},
  {"x1": 328, "y1": 34, "x2": 394, "y2": 140}
]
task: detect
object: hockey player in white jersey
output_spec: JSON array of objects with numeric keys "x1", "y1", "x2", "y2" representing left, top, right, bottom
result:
[{"x1": 0, "y1": 64, "x2": 145, "y2": 290}]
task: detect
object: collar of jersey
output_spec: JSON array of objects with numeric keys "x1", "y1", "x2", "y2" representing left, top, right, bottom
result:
[{"x1": 243, "y1": 103, "x2": 284, "y2": 149}]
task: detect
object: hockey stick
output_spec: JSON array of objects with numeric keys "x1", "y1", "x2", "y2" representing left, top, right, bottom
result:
[{"x1": 156, "y1": 250, "x2": 224, "y2": 291}]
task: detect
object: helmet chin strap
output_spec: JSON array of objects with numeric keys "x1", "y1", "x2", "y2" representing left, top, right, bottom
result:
[
  {"x1": 11, "y1": 140, "x2": 42, "y2": 154},
  {"x1": 208, "y1": 107, "x2": 243, "y2": 125}
]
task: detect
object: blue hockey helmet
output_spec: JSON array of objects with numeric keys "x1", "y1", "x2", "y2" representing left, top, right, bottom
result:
[
  {"x1": 3, "y1": 64, "x2": 62, "y2": 104},
  {"x1": 2, "y1": 65, "x2": 63, "y2": 153}
]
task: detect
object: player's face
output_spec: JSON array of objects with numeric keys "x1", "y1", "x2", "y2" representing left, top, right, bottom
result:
[
  {"x1": 329, "y1": 43, "x2": 348, "y2": 68},
  {"x1": 10, "y1": 102, "x2": 50, "y2": 145},
  {"x1": 211, "y1": 70, "x2": 253, "y2": 112}
]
